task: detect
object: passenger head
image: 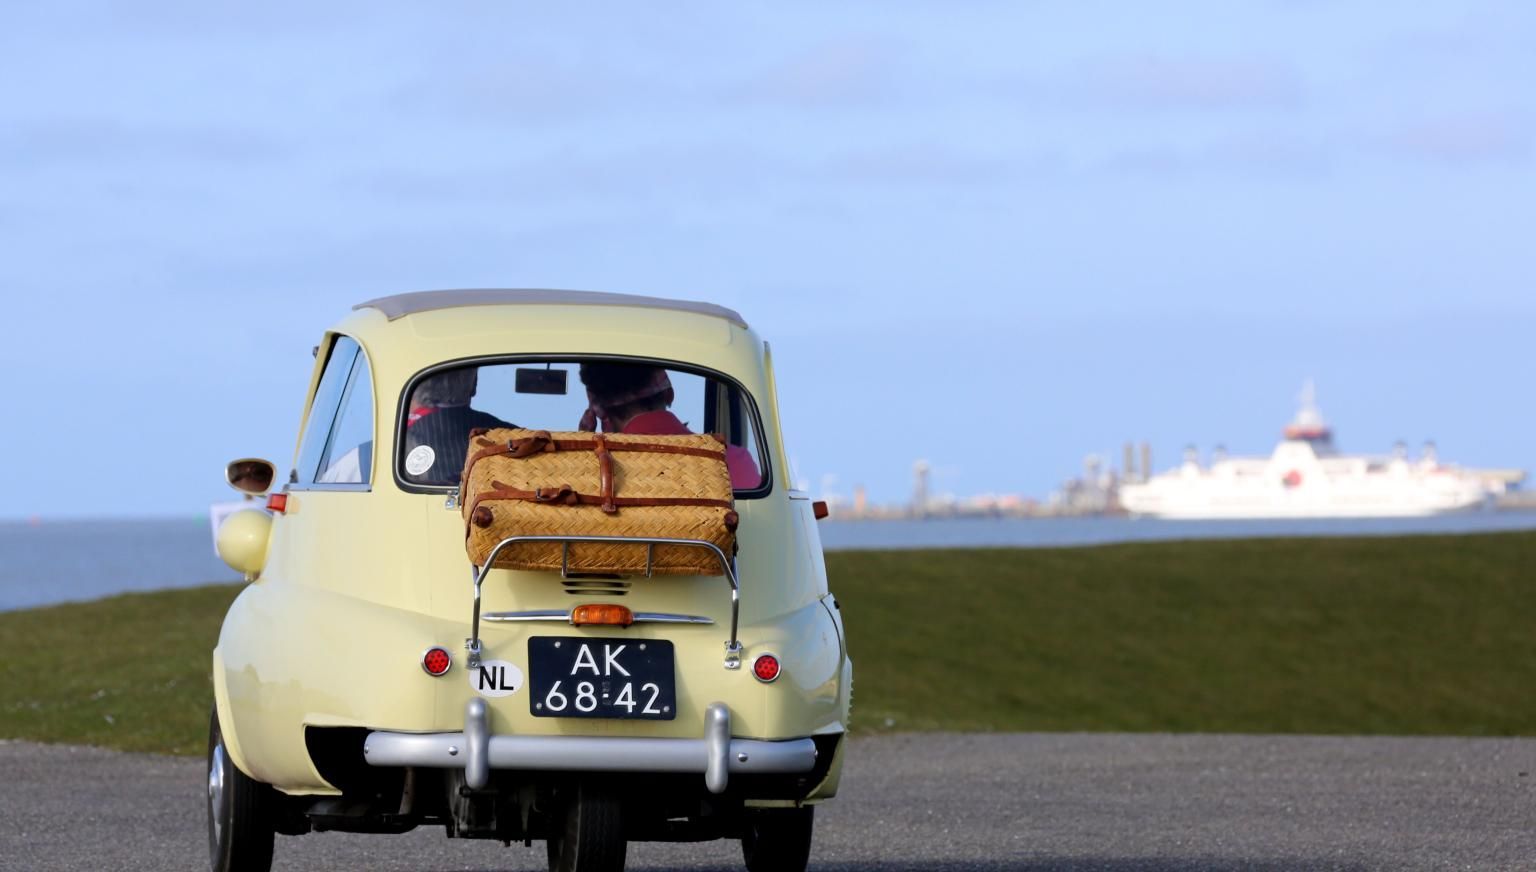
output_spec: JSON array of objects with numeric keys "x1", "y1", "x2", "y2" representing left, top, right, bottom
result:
[
  {"x1": 412, "y1": 368, "x2": 479, "y2": 409},
  {"x1": 578, "y1": 363, "x2": 673, "y2": 432}
]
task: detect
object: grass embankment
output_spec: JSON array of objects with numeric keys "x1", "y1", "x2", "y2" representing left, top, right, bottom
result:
[
  {"x1": 834, "y1": 532, "x2": 1536, "y2": 735},
  {"x1": 0, "y1": 584, "x2": 241, "y2": 755},
  {"x1": 2, "y1": 532, "x2": 1534, "y2": 755}
]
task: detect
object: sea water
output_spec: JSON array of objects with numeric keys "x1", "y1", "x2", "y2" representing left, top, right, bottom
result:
[
  {"x1": 0, "y1": 518, "x2": 235, "y2": 612},
  {"x1": 3, "y1": 512, "x2": 1536, "y2": 612}
]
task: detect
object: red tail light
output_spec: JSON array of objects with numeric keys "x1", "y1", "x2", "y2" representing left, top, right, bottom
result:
[
  {"x1": 753, "y1": 653, "x2": 781, "y2": 683},
  {"x1": 421, "y1": 646, "x2": 452, "y2": 676}
]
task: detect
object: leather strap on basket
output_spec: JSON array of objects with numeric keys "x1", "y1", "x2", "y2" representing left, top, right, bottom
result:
[
  {"x1": 467, "y1": 483, "x2": 735, "y2": 527},
  {"x1": 461, "y1": 430, "x2": 729, "y2": 492},
  {"x1": 593, "y1": 434, "x2": 617, "y2": 514}
]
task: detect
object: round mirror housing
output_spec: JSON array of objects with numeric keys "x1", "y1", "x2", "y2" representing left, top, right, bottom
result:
[
  {"x1": 226, "y1": 458, "x2": 276, "y2": 495},
  {"x1": 216, "y1": 509, "x2": 273, "y2": 579}
]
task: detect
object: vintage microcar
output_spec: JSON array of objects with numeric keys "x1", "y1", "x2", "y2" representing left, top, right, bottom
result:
[{"x1": 210, "y1": 290, "x2": 851, "y2": 872}]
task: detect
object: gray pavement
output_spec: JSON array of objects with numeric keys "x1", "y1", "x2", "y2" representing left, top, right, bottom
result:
[{"x1": 2, "y1": 733, "x2": 1534, "y2": 871}]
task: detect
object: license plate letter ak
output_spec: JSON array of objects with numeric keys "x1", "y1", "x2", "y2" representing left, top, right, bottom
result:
[{"x1": 570, "y1": 642, "x2": 629, "y2": 676}]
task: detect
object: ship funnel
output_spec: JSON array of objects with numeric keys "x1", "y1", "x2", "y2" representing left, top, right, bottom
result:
[{"x1": 1283, "y1": 380, "x2": 1335, "y2": 453}]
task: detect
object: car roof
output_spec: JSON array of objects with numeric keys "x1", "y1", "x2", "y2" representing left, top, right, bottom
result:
[{"x1": 354, "y1": 289, "x2": 748, "y2": 329}]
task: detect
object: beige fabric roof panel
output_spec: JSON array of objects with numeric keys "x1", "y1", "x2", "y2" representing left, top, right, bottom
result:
[{"x1": 354, "y1": 288, "x2": 748, "y2": 328}]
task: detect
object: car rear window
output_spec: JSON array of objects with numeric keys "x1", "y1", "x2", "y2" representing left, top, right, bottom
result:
[{"x1": 395, "y1": 358, "x2": 769, "y2": 497}]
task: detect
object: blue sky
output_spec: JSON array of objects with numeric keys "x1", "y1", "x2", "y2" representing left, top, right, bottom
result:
[{"x1": 1, "y1": 1, "x2": 1532, "y2": 517}]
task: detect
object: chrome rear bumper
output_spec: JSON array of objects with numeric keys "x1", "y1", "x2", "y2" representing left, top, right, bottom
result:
[{"x1": 362, "y1": 700, "x2": 817, "y2": 794}]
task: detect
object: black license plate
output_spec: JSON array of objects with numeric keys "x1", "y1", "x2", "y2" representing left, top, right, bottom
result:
[{"x1": 528, "y1": 637, "x2": 676, "y2": 720}]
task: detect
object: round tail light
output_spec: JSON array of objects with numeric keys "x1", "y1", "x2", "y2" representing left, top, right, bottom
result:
[
  {"x1": 753, "y1": 653, "x2": 781, "y2": 683},
  {"x1": 421, "y1": 646, "x2": 453, "y2": 676}
]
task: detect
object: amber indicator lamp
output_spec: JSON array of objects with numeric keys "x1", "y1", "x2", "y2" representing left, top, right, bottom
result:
[{"x1": 570, "y1": 603, "x2": 635, "y2": 627}]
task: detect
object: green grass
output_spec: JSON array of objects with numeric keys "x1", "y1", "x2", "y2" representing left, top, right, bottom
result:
[
  {"x1": 3, "y1": 532, "x2": 1535, "y2": 754},
  {"x1": 831, "y1": 531, "x2": 1536, "y2": 735},
  {"x1": 0, "y1": 584, "x2": 242, "y2": 755}
]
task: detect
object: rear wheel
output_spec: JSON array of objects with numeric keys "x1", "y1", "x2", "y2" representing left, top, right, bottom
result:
[
  {"x1": 207, "y1": 708, "x2": 275, "y2": 872},
  {"x1": 741, "y1": 807, "x2": 814, "y2": 872},
  {"x1": 545, "y1": 782, "x2": 626, "y2": 872}
]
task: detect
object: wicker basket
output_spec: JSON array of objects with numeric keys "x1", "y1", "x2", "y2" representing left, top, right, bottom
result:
[{"x1": 461, "y1": 429, "x2": 737, "y2": 575}]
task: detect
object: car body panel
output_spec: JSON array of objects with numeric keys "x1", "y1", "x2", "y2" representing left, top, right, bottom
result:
[{"x1": 213, "y1": 295, "x2": 850, "y2": 802}]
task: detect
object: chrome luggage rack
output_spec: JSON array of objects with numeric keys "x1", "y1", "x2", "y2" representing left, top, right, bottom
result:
[{"x1": 467, "y1": 535, "x2": 742, "y2": 671}]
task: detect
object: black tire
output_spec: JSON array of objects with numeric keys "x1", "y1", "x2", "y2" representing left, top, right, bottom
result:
[
  {"x1": 207, "y1": 707, "x2": 276, "y2": 872},
  {"x1": 741, "y1": 807, "x2": 814, "y2": 872},
  {"x1": 546, "y1": 782, "x2": 626, "y2": 872}
]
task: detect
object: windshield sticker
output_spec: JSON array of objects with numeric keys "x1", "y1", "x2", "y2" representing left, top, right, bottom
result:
[
  {"x1": 470, "y1": 660, "x2": 524, "y2": 698},
  {"x1": 405, "y1": 445, "x2": 436, "y2": 476}
]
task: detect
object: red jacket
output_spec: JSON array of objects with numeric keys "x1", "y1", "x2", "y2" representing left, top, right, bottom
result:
[{"x1": 622, "y1": 411, "x2": 762, "y2": 490}]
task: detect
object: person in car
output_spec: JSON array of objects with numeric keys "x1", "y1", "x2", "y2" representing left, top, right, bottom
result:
[
  {"x1": 318, "y1": 367, "x2": 513, "y2": 485},
  {"x1": 578, "y1": 362, "x2": 760, "y2": 489},
  {"x1": 401, "y1": 367, "x2": 515, "y2": 484}
]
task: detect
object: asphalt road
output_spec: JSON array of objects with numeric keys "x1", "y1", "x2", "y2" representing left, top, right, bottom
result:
[{"x1": 3, "y1": 733, "x2": 1534, "y2": 871}]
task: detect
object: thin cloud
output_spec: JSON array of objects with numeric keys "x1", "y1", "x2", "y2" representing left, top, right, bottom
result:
[
  {"x1": 1381, "y1": 113, "x2": 1532, "y2": 165},
  {"x1": 338, "y1": 140, "x2": 1025, "y2": 212},
  {"x1": 338, "y1": 145, "x2": 782, "y2": 207},
  {"x1": 0, "y1": 119, "x2": 285, "y2": 168},
  {"x1": 725, "y1": 38, "x2": 906, "y2": 109},
  {"x1": 1098, "y1": 134, "x2": 1333, "y2": 177},
  {"x1": 814, "y1": 144, "x2": 1031, "y2": 186},
  {"x1": 1016, "y1": 53, "x2": 1307, "y2": 113},
  {"x1": 21, "y1": 0, "x2": 375, "y2": 40},
  {"x1": 384, "y1": 59, "x2": 646, "y2": 121}
]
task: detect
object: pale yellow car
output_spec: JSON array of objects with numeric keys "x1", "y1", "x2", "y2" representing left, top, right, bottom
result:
[{"x1": 210, "y1": 290, "x2": 851, "y2": 872}]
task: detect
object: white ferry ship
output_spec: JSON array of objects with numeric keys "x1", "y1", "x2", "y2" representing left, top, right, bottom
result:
[{"x1": 1118, "y1": 383, "x2": 1517, "y2": 519}]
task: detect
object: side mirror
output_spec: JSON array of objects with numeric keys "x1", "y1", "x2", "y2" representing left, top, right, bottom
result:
[{"x1": 226, "y1": 458, "x2": 276, "y2": 496}]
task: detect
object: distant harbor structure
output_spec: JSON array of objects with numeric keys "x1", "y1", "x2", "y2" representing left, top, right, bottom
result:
[
  {"x1": 817, "y1": 382, "x2": 1526, "y2": 522},
  {"x1": 1048, "y1": 454, "x2": 1120, "y2": 516},
  {"x1": 912, "y1": 460, "x2": 931, "y2": 519}
]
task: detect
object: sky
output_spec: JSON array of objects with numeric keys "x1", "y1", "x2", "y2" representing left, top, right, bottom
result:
[{"x1": 1, "y1": 1, "x2": 1532, "y2": 518}]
